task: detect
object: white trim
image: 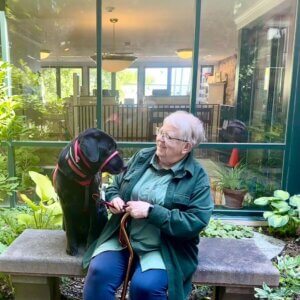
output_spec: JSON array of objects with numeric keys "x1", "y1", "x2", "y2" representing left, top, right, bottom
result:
[{"x1": 234, "y1": 0, "x2": 286, "y2": 30}]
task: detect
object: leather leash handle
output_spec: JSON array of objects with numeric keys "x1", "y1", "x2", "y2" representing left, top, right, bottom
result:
[{"x1": 120, "y1": 212, "x2": 133, "y2": 300}]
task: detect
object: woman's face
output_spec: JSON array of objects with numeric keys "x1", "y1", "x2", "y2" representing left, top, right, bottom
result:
[{"x1": 155, "y1": 122, "x2": 190, "y2": 168}]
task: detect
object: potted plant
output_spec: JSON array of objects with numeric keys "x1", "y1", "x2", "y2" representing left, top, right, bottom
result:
[{"x1": 215, "y1": 164, "x2": 248, "y2": 209}]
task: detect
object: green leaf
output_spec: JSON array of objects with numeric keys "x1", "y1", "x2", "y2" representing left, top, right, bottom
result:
[
  {"x1": 273, "y1": 190, "x2": 290, "y2": 201},
  {"x1": 263, "y1": 211, "x2": 274, "y2": 218},
  {"x1": 268, "y1": 214, "x2": 289, "y2": 228},
  {"x1": 254, "y1": 197, "x2": 273, "y2": 206},
  {"x1": 29, "y1": 171, "x2": 58, "y2": 203},
  {"x1": 19, "y1": 193, "x2": 39, "y2": 211},
  {"x1": 17, "y1": 213, "x2": 35, "y2": 227},
  {"x1": 270, "y1": 201, "x2": 291, "y2": 213},
  {"x1": 289, "y1": 195, "x2": 300, "y2": 208}
]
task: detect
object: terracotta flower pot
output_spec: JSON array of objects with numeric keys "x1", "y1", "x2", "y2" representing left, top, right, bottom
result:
[{"x1": 223, "y1": 188, "x2": 247, "y2": 209}]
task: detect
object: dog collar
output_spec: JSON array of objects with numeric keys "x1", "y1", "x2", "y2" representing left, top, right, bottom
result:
[{"x1": 99, "y1": 150, "x2": 119, "y2": 171}]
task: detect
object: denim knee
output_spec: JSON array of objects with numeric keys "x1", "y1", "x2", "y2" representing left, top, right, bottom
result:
[{"x1": 130, "y1": 269, "x2": 168, "y2": 300}]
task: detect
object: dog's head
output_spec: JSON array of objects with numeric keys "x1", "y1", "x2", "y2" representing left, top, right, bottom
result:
[{"x1": 77, "y1": 128, "x2": 125, "y2": 175}]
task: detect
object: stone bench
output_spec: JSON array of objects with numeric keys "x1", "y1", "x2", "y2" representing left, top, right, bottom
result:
[{"x1": 0, "y1": 229, "x2": 280, "y2": 300}]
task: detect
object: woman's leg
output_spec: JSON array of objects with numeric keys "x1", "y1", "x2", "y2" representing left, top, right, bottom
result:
[
  {"x1": 83, "y1": 249, "x2": 129, "y2": 300},
  {"x1": 129, "y1": 263, "x2": 168, "y2": 300}
]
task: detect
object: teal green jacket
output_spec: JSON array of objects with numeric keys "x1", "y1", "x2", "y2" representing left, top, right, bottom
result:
[{"x1": 83, "y1": 147, "x2": 213, "y2": 300}]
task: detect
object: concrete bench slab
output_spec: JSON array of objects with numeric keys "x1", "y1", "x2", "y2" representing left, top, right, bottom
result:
[
  {"x1": 0, "y1": 229, "x2": 83, "y2": 277},
  {"x1": 0, "y1": 229, "x2": 280, "y2": 300},
  {"x1": 194, "y1": 237, "x2": 279, "y2": 287}
]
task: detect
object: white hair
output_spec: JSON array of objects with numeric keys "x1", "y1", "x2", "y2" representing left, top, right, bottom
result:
[{"x1": 163, "y1": 111, "x2": 206, "y2": 147}]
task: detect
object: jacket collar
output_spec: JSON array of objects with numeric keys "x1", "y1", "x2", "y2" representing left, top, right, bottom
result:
[{"x1": 140, "y1": 147, "x2": 195, "y2": 178}]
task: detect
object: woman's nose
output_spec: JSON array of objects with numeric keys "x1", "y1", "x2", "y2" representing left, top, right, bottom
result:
[{"x1": 156, "y1": 134, "x2": 165, "y2": 142}]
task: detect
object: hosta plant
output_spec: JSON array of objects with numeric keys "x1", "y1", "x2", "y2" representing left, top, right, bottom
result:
[
  {"x1": 254, "y1": 190, "x2": 300, "y2": 236},
  {"x1": 200, "y1": 219, "x2": 253, "y2": 239},
  {"x1": 254, "y1": 255, "x2": 300, "y2": 299},
  {"x1": 18, "y1": 171, "x2": 62, "y2": 229}
]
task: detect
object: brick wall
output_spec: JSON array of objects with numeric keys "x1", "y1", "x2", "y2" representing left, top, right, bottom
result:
[{"x1": 217, "y1": 55, "x2": 237, "y2": 105}]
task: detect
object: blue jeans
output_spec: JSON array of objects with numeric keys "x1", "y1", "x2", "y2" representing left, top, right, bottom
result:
[{"x1": 83, "y1": 249, "x2": 168, "y2": 300}]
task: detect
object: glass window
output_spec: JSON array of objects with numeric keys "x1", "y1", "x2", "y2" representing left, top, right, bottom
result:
[
  {"x1": 41, "y1": 68, "x2": 57, "y2": 102},
  {"x1": 196, "y1": 0, "x2": 296, "y2": 211},
  {"x1": 171, "y1": 67, "x2": 191, "y2": 96},
  {"x1": 6, "y1": 0, "x2": 96, "y2": 140},
  {"x1": 60, "y1": 68, "x2": 82, "y2": 99},
  {"x1": 89, "y1": 68, "x2": 111, "y2": 96},
  {"x1": 145, "y1": 68, "x2": 168, "y2": 96},
  {"x1": 116, "y1": 68, "x2": 138, "y2": 104},
  {"x1": 192, "y1": 147, "x2": 283, "y2": 209},
  {"x1": 199, "y1": 0, "x2": 296, "y2": 144}
]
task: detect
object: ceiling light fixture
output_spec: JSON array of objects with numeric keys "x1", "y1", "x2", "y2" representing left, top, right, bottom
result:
[
  {"x1": 91, "y1": 18, "x2": 136, "y2": 73},
  {"x1": 176, "y1": 49, "x2": 193, "y2": 59},
  {"x1": 40, "y1": 50, "x2": 51, "y2": 60}
]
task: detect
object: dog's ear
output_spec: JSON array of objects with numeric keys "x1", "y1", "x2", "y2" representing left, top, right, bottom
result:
[
  {"x1": 80, "y1": 135, "x2": 101, "y2": 162},
  {"x1": 79, "y1": 129, "x2": 115, "y2": 163}
]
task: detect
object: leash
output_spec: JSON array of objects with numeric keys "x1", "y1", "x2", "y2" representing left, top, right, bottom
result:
[
  {"x1": 91, "y1": 196, "x2": 133, "y2": 299},
  {"x1": 119, "y1": 212, "x2": 133, "y2": 300}
]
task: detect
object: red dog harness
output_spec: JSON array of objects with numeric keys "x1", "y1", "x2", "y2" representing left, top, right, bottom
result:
[{"x1": 53, "y1": 138, "x2": 119, "y2": 187}]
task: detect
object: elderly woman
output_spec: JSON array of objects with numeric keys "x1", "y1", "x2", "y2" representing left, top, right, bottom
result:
[{"x1": 83, "y1": 111, "x2": 213, "y2": 300}]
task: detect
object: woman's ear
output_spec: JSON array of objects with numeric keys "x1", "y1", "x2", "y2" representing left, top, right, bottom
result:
[{"x1": 182, "y1": 142, "x2": 192, "y2": 154}]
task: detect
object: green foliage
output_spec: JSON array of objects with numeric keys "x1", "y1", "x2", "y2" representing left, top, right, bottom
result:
[
  {"x1": 254, "y1": 190, "x2": 300, "y2": 236},
  {"x1": 15, "y1": 148, "x2": 41, "y2": 191},
  {"x1": 200, "y1": 219, "x2": 253, "y2": 239},
  {"x1": 60, "y1": 68, "x2": 82, "y2": 99},
  {"x1": 0, "y1": 207, "x2": 26, "y2": 249},
  {"x1": 18, "y1": 171, "x2": 62, "y2": 229},
  {"x1": 0, "y1": 61, "x2": 29, "y2": 141},
  {"x1": 0, "y1": 152, "x2": 19, "y2": 202},
  {"x1": 254, "y1": 255, "x2": 300, "y2": 299},
  {"x1": 190, "y1": 285, "x2": 213, "y2": 300},
  {"x1": 248, "y1": 124, "x2": 284, "y2": 143},
  {"x1": 0, "y1": 272, "x2": 13, "y2": 300},
  {"x1": 0, "y1": 175, "x2": 18, "y2": 201},
  {"x1": 215, "y1": 164, "x2": 248, "y2": 191}
]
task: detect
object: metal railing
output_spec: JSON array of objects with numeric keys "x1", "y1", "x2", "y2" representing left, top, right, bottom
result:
[{"x1": 65, "y1": 103, "x2": 229, "y2": 142}]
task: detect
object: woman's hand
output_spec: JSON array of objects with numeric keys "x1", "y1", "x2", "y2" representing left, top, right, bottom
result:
[
  {"x1": 109, "y1": 197, "x2": 127, "y2": 214},
  {"x1": 125, "y1": 201, "x2": 151, "y2": 219}
]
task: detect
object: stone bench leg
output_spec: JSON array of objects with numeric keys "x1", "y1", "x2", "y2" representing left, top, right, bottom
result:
[
  {"x1": 11, "y1": 275, "x2": 60, "y2": 300},
  {"x1": 215, "y1": 286, "x2": 255, "y2": 300}
]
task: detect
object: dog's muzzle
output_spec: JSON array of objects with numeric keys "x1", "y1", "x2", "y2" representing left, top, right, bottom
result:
[{"x1": 99, "y1": 150, "x2": 120, "y2": 172}]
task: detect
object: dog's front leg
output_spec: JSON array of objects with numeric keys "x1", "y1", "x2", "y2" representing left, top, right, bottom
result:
[{"x1": 63, "y1": 213, "x2": 80, "y2": 256}]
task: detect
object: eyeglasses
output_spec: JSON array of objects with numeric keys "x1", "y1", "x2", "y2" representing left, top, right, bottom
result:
[{"x1": 156, "y1": 127, "x2": 189, "y2": 143}]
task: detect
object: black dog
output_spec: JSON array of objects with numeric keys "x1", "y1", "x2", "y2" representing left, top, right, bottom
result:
[{"x1": 53, "y1": 128, "x2": 125, "y2": 255}]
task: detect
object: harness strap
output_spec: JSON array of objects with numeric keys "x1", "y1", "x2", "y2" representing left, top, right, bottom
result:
[
  {"x1": 99, "y1": 150, "x2": 119, "y2": 171},
  {"x1": 67, "y1": 158, "x2": 87, "y2": 178},
  {"x1": 55, "y1": 161, "x2": 92, "y2": 187},
  {"x1": 52, "y1": 164, "x2": 59, "y2": 190},
  {"x1": 75, "y1": 139, "x2": 91, "y2": 169}
]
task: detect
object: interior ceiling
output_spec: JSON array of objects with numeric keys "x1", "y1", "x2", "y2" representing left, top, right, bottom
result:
[{"x1": 8, "y1": 0, "x2": 268, "y2": 64}]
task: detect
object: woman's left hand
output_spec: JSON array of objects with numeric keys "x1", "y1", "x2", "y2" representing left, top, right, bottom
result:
[{"x1": 125, "y1": 201, "x2": 151, "y2": 219}]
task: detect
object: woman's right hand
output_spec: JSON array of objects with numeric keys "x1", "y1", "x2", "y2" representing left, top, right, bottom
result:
[{"x1": 109, "y1": 197, "x2": 127, "y2": 214}]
